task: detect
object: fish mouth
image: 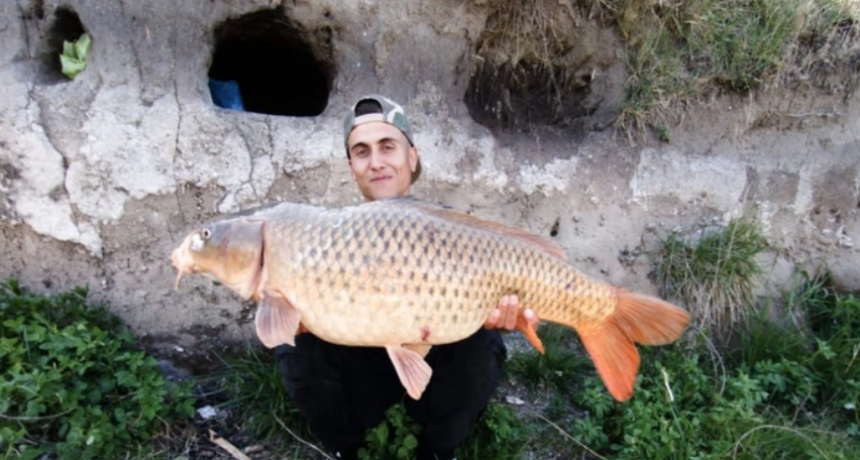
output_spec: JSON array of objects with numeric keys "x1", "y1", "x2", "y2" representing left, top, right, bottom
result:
[{"x1": 170, "y1": 243, "x2": 193, "y2": 290}]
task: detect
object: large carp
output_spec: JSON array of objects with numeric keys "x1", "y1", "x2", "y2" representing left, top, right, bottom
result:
[{"x1": 171, "y1": 196, "x2": 690, "y2": 401}]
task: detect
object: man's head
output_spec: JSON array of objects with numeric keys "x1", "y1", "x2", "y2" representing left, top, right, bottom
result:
[{"x1": 343, "y1": 95, "x2": 421, "y2": 201}]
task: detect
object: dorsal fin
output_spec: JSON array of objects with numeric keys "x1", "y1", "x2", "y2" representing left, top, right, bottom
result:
[{"x1": 381, "y1": 196, "x2": 567, "y2": 261}]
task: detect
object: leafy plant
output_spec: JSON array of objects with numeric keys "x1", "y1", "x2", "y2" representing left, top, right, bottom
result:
[
  {"x1": 0, "y1": 278, "x2": 195, "y2": 460},
  {"x1": 60, "y1": 33, "x2": 91, "y2": 79},
  {"x1": 354, "y1": 399, "x2": 527, "y2": 460},
  {"x1": 456, "y1": 402, "x2": 527, "y2": 460},
  {"x1": 358, "y1": 403, "x2": 422, "y2": 460}
]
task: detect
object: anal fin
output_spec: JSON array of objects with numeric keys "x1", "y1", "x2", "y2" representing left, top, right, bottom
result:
[
  {"x1": 254, "y1": 293, "x2": 302, "y2": 348},
  {"x1": 386, "y1": 345, "x2": 433, "y2": 400},
  {"x1": 516, "y1": 313, "x2": 545, "y2": 354}
]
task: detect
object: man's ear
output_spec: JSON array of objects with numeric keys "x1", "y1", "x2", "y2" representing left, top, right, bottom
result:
[{"x1": 408, "y1": 147, "x2": 419, "y2": 173}]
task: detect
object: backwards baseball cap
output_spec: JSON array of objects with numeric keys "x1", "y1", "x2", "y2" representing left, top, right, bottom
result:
[{"x1": 343, "y1": 95, "x2": 421, "y2": 184}]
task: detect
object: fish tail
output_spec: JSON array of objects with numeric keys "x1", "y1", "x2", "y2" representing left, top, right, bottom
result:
[{"x1": 576, "y1": 288, "x2": 691, "y2": 402}]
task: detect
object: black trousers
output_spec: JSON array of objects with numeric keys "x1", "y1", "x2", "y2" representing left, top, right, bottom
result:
[{"x1": 274, "y1": 328, "x2": 507, "y2": 460}]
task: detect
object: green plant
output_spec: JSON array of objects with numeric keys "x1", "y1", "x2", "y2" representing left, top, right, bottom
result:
[
  {"x1": 792, "y1": 272, "x2": 860, "y2": 433},
  {"x1": 60, "y1": 33, "x2": 91, "y2": 79},
  {"x1": 0, "y1": 279, "x2": 195, "y2": 460},
  {"x1": 656, "y1": 218, "x2": 769, "y2": 340},
  {"x1": 456, "y1": 402, "x2": 527, "y2": 460},
  {"x1": 358, "y1": 403, "x2": 422, "y2": 460},
  {"x1": 355, "y1": 399, "x2": 527, "y2": 460}
]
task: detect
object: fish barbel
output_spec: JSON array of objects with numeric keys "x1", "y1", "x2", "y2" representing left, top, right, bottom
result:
[{"x1": 171, "y1": 196, "x2": 690, "y2": 401}]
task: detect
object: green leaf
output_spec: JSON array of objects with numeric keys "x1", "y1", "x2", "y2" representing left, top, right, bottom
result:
[
  {"x1": 60, "y1": 55, "x2": 86, "y2": 79},
  {"x1": 60, "y1": 33, "x2": 91, "y2": 79},
  {"x1": 75, "y1": 33, "x2": 92, "y2": 61}
]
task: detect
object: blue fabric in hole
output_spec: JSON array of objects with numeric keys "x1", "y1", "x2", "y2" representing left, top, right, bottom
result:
[{"x1": 208, "y1": 78, "x2": 245, "y2": 111}]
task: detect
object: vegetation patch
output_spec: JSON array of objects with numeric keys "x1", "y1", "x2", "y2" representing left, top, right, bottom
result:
[
  {"x1": 572, "y1": 270, "x2": 859, "y2": 459},
  {"x1": 470, "y1": 0, "x2": 860, "y2": 137},
  {"x1": 610, "y1": 0, "x2": 859, "y2": 136},
  {"x1": 0, "y1": 279, "x2": 195, "y2": 460}
]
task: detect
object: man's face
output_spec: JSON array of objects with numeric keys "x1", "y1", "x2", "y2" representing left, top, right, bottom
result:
[{"x1": 347, "y1": 121, "x2": 418, "y2": 201}]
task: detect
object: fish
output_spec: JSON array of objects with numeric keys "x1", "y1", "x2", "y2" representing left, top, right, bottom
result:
[{"x1": 171, "y1": 196, "x2": 691, "y2": 401}]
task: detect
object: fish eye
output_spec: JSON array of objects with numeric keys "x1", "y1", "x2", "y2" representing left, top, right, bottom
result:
[{"x1": 201, "y1": 228, "x2": 212, "y2": 240}]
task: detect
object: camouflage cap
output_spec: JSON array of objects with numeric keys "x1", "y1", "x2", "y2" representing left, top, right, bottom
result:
[{"x1": 343, "y1": 95, "x2": 421, "y2": 184}]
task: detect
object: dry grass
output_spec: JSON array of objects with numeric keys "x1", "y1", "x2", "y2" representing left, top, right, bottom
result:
[{"x1": 472, "y1": 0, "x2": 860, "y2": 137}]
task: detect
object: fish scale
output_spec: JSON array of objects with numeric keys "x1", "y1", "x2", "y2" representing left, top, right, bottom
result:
[{"x1": 171, "y1": 196, "x2": 691, "y2": 401}]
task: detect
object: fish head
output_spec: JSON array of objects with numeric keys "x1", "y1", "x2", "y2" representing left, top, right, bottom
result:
[{"x1": 171, "y1": 218, "x2": 265, "y2": 300}]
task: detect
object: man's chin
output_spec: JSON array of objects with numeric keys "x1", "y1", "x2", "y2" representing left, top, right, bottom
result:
[{"x1": 366, "y1": 185, "x2": 404, "y2": 201}]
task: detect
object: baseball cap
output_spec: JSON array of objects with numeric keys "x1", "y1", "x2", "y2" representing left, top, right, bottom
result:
[{"x1": 343, "y1": 95, "x2": 421, "y2": 184}]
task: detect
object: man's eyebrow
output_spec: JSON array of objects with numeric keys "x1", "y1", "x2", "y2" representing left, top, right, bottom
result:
[
  {"x1": 350, "y1": 137, "x2": 400, "y2": 151},
  {"x1": 348, "y1": 140, "x2": 369, "y2": 151}
]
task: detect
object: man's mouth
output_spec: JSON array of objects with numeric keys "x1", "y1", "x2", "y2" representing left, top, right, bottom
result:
[{"x1": 370, "y1": 175, "x2": 392, "y2": 183}]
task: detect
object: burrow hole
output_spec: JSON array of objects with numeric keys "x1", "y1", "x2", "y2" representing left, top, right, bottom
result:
[{"x1": 208, "y1": 8, "x2": 335, "y2": 116}]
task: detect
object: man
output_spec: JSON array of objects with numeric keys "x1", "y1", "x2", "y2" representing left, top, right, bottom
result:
[{"x1": 275, "y1": 95, "x2": 538, "y2": 460}]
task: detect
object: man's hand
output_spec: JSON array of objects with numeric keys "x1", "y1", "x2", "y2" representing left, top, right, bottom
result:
[
  {"x1": 484, "y1": 294, "x2": 544, "y2": 353},
  {"x1": 484, "y1": 294, "x2": 538, "y2": 331}
]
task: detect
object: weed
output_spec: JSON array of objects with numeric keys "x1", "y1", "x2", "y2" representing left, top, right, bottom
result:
[
  {"x1": 358, "y1": 403, "x2": 421, "y2": 460},
  {"x1": 0, "y1": 279, "x2": 195, "y2": 460},
  {"x1": 351, "y1": 399, "x2": 527, "y2": 460},
  {"x1": 655, "y1": 218, "x2": 769, "y2": 341},
  {"x1": 456, "y1": 402, "x2": 528, "y2": 460},
  {"x1": 791, "y1": 271, "x2": 860, "y2": 432}
]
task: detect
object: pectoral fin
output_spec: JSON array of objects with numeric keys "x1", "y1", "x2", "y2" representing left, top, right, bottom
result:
[
  {"x1": 254, "y1": 293, "x2": 302, "y2": 348},
  {"x1": 386, "y1": 345, "x2": 433, "y2": 400}
]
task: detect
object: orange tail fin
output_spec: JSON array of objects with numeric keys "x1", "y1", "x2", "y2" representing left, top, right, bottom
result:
[{"x1": 578, "y1": 288, "x2": 691, "y2": 401}]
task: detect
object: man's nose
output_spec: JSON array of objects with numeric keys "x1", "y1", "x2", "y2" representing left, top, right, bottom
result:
[{"x1": 369, "y1": 150, "x2": 386, "y2": 169}]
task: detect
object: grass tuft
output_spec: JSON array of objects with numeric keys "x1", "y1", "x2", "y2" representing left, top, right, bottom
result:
[
  {"x1": 656, "y1": 218, "x2": 769, "y2": 341},
  {"x1": 203, "y1": 344, "x2": 309, "y2": 447}
]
